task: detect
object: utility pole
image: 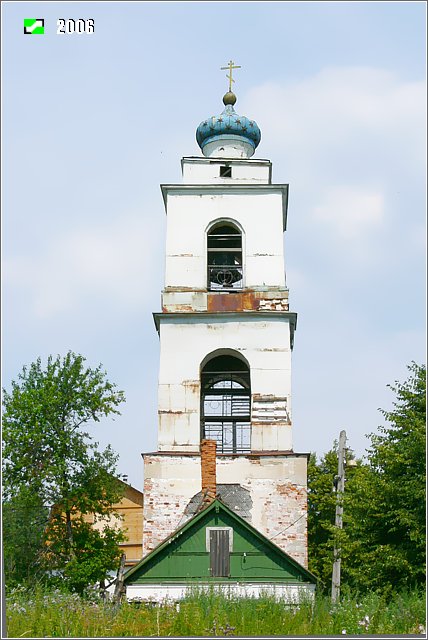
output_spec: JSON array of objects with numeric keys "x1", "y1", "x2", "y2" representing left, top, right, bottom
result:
[{"x1": 331, "y1": 429, "x2": 346, "y2": 603}]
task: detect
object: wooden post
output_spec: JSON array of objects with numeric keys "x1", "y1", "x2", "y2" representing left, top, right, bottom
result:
[
  {"x1": 331, "y1": 429, "x2": 346, "y2": 603},
  {"x1": 113, "y1": 552, "x2": 126, "y2": 603},
  {"x1": 2, "y1": 552, "x2": 7, "y2": 638}
]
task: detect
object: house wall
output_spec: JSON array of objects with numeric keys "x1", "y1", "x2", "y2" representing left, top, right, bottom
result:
[
  {"x1": 83, "y1": 484, "x2": 144, "y2": 566},
  {"x1": 143, "y1": 453, "x2": 308, "y2": 568},
  {"x1": 125, "y1": 582, "x2": 315, "y2": 603}
]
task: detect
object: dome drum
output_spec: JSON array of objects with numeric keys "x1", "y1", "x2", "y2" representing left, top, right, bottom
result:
[{"x1": 201, "y1": 135, "x2": 256, "y2": 159}]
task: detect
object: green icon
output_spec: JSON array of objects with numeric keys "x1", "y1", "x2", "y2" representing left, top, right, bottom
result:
[{"x1": 24, "y1": 19, "x2": 45, "y2": 34}]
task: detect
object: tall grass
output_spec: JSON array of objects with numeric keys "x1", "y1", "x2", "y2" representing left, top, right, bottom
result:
[{"x1": 5, "y1": 584, "x2": 426, "y2": 637}]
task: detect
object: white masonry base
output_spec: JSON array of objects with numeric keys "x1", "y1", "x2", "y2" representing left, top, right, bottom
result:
[{"x1": 124, "y1": 582, "x2": 316, "y2": 603}]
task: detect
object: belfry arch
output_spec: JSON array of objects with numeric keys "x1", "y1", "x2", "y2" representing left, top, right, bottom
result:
[
  {"x1": 207, "y1": 221, "x2": 243, "y2": 290},
  {"x1": 200, "y1": 352, "x2": 251, "y2": 453}
]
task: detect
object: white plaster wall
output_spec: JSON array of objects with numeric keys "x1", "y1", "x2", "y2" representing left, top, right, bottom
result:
[
  {"x1": 164, "y1": 192, "x2": 286, "y2": 290},
  {"x1": 145, "y1": 454, "x2": 306, "y2": 484},
  {"x1": 202, "y1": 138, "x2": 255, "y2": 159},
  {"x1": 157, "y1": 315, "x2": 292, "y2": 451},
  {"x1": 231, "y1": 163, "x2": 270, "y2": 183},
  {"x1": 162, "y1": 291, "x2": 208, "y2": 312},
  {"x1": 182, "y1": 158, "x2": 271, "y2": 184},
  {"x1": 125, "y1": 582, "x2": 315, "y2": 603}
]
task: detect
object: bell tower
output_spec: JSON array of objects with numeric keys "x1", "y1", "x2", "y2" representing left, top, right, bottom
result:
[{"x1": 143, "y1": 65, "x2": 308, "y2": 568}]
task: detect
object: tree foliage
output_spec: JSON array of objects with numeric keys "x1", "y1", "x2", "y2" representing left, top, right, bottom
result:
[
  {"x1": 307, "y1": 449, "x2": 338, "y2": 587},
  {"x1": 357, "y1": 361, "x2": 426, "y2": 590},
  {"x1": 46, "y1": 511, "x2": 126, "y2": 593},
  {"x1": 308, "y1": 363, "x2": 426, "y2": 594},
  {"x1": 3, "y1": 487, "x2": 49, "y2": 587},
  {"x1": 2, "y1": 352, "x2": 127, "y2": 592}
]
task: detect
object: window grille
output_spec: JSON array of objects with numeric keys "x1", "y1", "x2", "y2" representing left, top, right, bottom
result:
[
  {"x1": 201, "y1": 355, "x2": 251, "y2": 453},
  {"x1": 207, "y1": 224, "x2": 243, "y2": 290}
]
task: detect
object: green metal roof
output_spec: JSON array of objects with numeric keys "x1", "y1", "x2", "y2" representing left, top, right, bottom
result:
[{"x1": 124, "y1": 498, "x2": 317, "y2": 585}]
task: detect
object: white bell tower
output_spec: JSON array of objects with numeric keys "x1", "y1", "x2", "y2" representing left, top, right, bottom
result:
[{"x1": 143, "y1": 67, "x2": 309, "y2": 569}]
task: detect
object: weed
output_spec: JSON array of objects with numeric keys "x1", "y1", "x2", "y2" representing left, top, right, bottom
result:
[{"x1": 5, "y1": 585, "x2": 426, "y2": 637}]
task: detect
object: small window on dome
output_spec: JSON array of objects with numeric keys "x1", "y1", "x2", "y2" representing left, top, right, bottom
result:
[{"x1": 220, "y1": 165, "x2": 232, "y2": 178}]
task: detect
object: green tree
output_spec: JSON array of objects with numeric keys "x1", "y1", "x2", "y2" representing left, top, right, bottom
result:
[
  {"x1": 2, "y1": 351, "x2": 127, "y2": 592},
  {"x1": 308, "y1": 363, "x2": 426, "y2": 594},
  {"x1": 353, "y1": 362, "x2": 426, "y2": 591},
  {"x1": 307, "y1": 449, "x2": 337, "y2": 587},
  {"x1": 3, "y1": 487, "x2": 49, "y2": 587},
  {"x1": 46, "y1": 510, "x2": 126, "y2": 594},
  {"x1": 335, "y1": 461, "x2": 374, "y2": 593},
  {"x1": 307, "y1": 446, "x2": 362, "y2": 589}
]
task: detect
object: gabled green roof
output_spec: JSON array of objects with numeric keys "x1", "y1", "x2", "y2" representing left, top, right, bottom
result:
[{"x1": 124, "y1": 498, "x2": 317, "y2": 585}]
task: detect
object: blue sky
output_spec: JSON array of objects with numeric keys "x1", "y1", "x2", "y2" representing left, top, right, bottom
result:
[{"x1": 2, "y1": 2, "x2": 426, "y2": 491}]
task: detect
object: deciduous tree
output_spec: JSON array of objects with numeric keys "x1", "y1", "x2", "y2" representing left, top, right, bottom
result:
[
  {"x1": 3, "y1": 487, "x2": 49, "y2": 586},
  {"x1": 355, "y1": 362, "x2": 426, "y2": 590},
  {"x1": 2, "y1": 352, "x2": 127, "y2": 592},
  {"x1": 307, "y1": 363, "x2": 426, "y2": 594}
]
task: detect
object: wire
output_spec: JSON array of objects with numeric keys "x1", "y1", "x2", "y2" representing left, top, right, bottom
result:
[
  {"x1": 270, "y1": 513, "x2": 306, "y2": 539},
  {"x1": 239, "y1": 512, "x2": 307, "y2": 558}
]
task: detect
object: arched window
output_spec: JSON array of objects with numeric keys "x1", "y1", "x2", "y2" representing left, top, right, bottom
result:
[
  {"x1": 207, "y1": 223, "x2": 243, "y2": 290},
  {"x1": 201, "y1": 354, "x2": 251, "y2": 453}
]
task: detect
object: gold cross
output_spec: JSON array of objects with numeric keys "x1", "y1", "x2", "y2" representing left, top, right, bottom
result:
[{"x1": 221, "y1": 60, "x2": 241, "y2": 92}]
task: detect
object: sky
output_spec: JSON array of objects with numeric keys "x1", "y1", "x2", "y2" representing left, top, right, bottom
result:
[{"x1": 2, "y1": 1, "x2": 426, "y2": 492}]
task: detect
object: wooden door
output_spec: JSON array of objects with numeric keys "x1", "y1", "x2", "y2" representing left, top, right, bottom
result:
[{"x1": 209, "y1": 529, "x2": 230, "y2": 577}]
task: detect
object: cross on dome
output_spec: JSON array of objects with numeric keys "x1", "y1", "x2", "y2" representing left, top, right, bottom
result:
[
  {"x1": 196, "y1": 61, "x2": 261, "y2": 158},
  {"x1": 221, "y1": 59, "x2": 241, "y2": 93}
]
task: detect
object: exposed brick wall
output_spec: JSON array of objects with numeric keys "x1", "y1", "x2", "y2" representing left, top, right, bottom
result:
[
  {"x1": 216, "y1": 458, "x2": 308, "y2": 567},
  {"x1": 254, "y1": 480, "x2": 307, "y2": 567},
  {"x1": 143, "y1": 453, "x2": 308, "y2": 567},
  {"x1": 142, "y1": 479, "x2": 193, "y2": 555},
  {"x1": 258, "y1": 298, "x2": 289, "y2": 311},
  {"x1": 142, "y1": 456, "x2": 200, "y2": 555}
]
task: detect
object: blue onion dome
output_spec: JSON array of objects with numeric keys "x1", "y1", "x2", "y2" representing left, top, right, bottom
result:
[{"x1": 196, "y1": 91, "x2": 261, "y2": 158}]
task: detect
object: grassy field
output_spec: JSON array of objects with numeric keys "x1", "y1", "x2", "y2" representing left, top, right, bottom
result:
[{"x1": 5, "y1": 585, "x2": 426, "y2": 637}]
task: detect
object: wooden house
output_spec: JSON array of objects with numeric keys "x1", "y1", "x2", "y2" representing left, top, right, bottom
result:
[
  {"x1": 123, "y1": 496, "x2": 316, "y2": 602},
  {"x1": 83, "y1": 479, "x2": 144, "y2": 567}
]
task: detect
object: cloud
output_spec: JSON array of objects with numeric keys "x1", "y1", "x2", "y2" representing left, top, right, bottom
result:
[
  {"x1": 313, "y1": 186, "x2": 384, "y2": 239},
  {"x1": 3, "y1": 213, "x2": 164, "y2": 318},
  {"x1": 245, "y1": 66, "x2": 425, "y2": 157},
  {"x1": 244, "y1": 66, "x2": 425, "y2": 268}
]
